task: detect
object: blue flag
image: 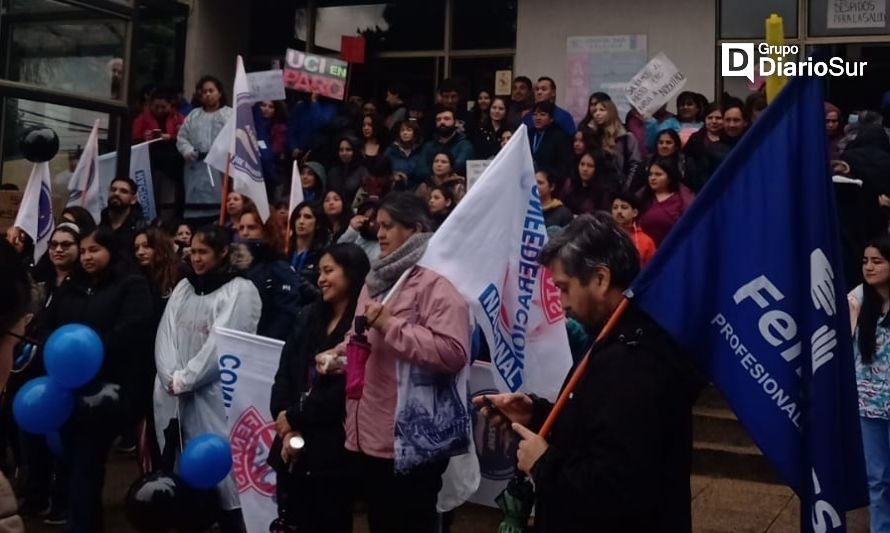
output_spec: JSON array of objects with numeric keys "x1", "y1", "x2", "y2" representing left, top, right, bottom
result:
[{"x1": 628, "y1": 76, "x2": 867, "y2": 531}]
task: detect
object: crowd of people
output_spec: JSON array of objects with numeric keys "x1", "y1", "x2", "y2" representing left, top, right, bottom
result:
[{"x1": 3, "y1": 66, "x2": 890, "y2": 533}]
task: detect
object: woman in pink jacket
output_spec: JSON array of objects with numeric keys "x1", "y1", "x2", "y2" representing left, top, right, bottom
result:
[{"x1": 318, "y1": 192, "x2": 470, "y2": 533}]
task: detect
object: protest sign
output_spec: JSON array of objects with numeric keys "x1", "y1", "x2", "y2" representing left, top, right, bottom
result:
[
  {"x1": 246, "y1": 70, "x2": 286, "y2": 102},
  {"x1": 625, "y1": 52, "x2": 688, "y2": 117},
  {"x1": 284, "y1": 49, "x2": 349, "y2": 100}
]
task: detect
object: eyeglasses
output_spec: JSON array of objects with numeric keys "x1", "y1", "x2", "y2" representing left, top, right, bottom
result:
[
  {"x1": 5, "y1": 330, "x2": 40, "y2": 373},
  {"x1": 49, "y1": 241, "x2": 76, "y2": 250}
]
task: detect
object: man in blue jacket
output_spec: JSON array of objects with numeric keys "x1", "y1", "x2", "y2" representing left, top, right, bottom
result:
[
  {"x1": 287, "y1": 93, "x2": 338, "y2": 161},
  {"x1": 522, "y1": 77, "x2": 576, "y2": 136}
]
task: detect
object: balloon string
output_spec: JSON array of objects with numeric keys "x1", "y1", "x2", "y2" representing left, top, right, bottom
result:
[{"x1": 176, "y1": 397, "x2": 184, "y2": 455}]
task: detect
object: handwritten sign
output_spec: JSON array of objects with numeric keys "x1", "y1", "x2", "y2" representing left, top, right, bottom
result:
[
  {"x1": 625, "y1": 52, "x2": 687, "y2": 117},
  {"x1": 246, "y1": 70, "x2": 285, "y2": 103},
  {"x1": 828, "y1": 0, "x2": 885, "y2": 28},
  {"x1": 284, "y1": 49, "x2": 349, "y2": 100}
]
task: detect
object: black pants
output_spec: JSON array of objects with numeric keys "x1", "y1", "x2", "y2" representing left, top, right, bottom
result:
[
  {"x1": 62, "y1": 419, "x2": 116, "y2": 533},
  {"x1": 355, "y1": 453, "x2": 448, "y2": 533},
  {"x1": 21, "y1": 432, "x2": 68, "y2": 513},
  {"x1": 277, "y1": 469, "x2": 354, "y2": 533}
]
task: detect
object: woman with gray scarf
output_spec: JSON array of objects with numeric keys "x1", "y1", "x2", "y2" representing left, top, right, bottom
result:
[{"x1": 317, "y1": 192, "x2": 471, "y2": 533}]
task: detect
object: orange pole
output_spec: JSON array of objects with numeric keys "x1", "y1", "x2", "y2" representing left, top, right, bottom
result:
[
  {"x1": 217, "y1": 154, "x2": 232, "y2": 227},
  {"x1": 538, "y1": 298, "x2": 630, "y2": 437}
]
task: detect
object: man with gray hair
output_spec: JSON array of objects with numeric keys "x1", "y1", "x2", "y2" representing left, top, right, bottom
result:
[{"x1": 474, "y1": 213, "x2": 703, "y2": 532}]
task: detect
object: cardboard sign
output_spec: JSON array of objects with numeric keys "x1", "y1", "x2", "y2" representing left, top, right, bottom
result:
[
  {"x1": 246, "y1": 70, "x2": 286, "y2": 103},
  {"x1": 284, "y1": 49, "x2": 349, "y2": 100},
  {"x1": 625, "y1": 52, "x2": 687, "y2": 117},
  {"x1": 828, "y1": 0, "x2": 886, "y2": 28}
]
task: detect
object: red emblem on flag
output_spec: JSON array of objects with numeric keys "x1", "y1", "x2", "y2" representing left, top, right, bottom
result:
[{"x1": 229, "y1": 406, "x2": 277, "y2": 497}]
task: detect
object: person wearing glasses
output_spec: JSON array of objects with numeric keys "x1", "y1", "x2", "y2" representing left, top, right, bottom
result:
[
  {"x1": 14, "y1": 223, "x2": 85, "y2": 524},
  {"x1": 0, "y1": 238, "x2": 31, "y2": 532}
]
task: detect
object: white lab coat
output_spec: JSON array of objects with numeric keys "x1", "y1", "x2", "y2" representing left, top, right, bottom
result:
[{"x1": 153, "y1": 275, "x2": 261, "y2": 510}]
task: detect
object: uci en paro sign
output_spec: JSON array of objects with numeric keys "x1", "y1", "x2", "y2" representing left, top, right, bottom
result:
[{"x1": 721, "y1": 43, "x2": 867, "y2": 82}]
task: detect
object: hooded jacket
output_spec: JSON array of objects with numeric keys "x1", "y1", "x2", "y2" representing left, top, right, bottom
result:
[
  {"x1": 529, "y1": 304, "x2": 704, "y2": 533},
  {"x1": 233, "y1": 241, "x2": 300, "y2": 341}
]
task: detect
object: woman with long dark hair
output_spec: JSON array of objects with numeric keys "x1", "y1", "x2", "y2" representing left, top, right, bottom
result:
[
  {"x1": 474, "y1": 96, "x2": 511, "y2": 159},
  {"x1": 323, "y1": 190, "x2": 353, "y2": 243},
  {"x1": 315, "y1": 192, "x2": 470, "y2": 533},
  {"x1": 254, "y1": 100, "x2": 289, "y2": 196},
  {"x1": 360, "y1": 113, "x2": 389, "y2": 168},
  {"x1": 154, "y1": 226, "x2": 261, "y2": 532},
  {"x1": 636, "y1": 157, "x2": 694, "y2": 246},
  {"x1": 560, "y1": 151, "x2": 617, "y2": 216},
  {"x1": 270, "y1": 243, "x2": 371, "y2": 532},
  {"x1": 849, "y1": 234, "x2": 890, "y2": 531},
  {"x1": 177, "y1": 75, "x2": 232, "y2": 223},
  {"x1": 289, "y1": 201, "x2": 331, "y2": 307},
  {"x1": 328, "y1": 136, "x2": 368, "y2": 205},
  {"x1": 44, "y1": 226, "x2": 154, "y2": 533}
]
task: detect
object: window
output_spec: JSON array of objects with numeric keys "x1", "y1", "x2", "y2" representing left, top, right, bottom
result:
[
  {"x1": 808, "y1": 0, "x2": 890, "y2": 37},
  {"x1": 6, "y1": 18, "x2": 128, "y2": 101},
  {"x1": 720, "y1": 0, "x2": 798, "y2": 39},
  {"x1": 1, "y1": 97, "x2": 110, "y2": 192},
  {"x1": 452, "y1": 0, "x2": 517, "y2": 50}
]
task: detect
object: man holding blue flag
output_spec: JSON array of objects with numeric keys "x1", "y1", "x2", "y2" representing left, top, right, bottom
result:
[
  {"x1": 476, "y1": 213, "x2": 705, "y2": 532},
  {"x1": 629, "y1": 74, "x2": 867, "y2": 531}
]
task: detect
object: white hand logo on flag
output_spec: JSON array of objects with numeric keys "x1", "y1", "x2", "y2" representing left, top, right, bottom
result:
[
  {"x1": 810, "y1": 249, "x2": 835, "y2": 317},
  {"x1": 811, "y1": 325, "x2": 837, "y2": 375}
]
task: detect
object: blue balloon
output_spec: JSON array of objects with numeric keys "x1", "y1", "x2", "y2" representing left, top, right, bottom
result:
[
  {"x1": 46, "y1": 431, "x2": 63, "y2": 456},
  {"x1": 44, "y1": 324, "x2": 104, "y2": 389},
  {"x1": 13, "y1": 377, "x2": 74, "y2": 434},
  {"x1": 179, "y1": 434, "x2": 233, "y2": 489}
]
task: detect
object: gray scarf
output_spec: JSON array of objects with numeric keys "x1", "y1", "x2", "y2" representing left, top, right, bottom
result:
[{"x1": 366, "y1": 232, "x2": 432, "y2": 298}]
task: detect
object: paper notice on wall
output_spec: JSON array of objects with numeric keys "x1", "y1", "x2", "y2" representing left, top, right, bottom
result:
[
  {"x1": 565, "y1": 34, "x2": 648, "y2": 124},
  {"x1": 828, "y1": 0, "x2": 885, "y2": 28},
  {"x1": 494, "y1": 70, "x2": 512, "y2": 96},
  {"x1": 246, "y1": 70, "x2": 286, "y2": 103},
  {"x1": 625, "y1": 52, "x2": 688, "y2": 117},
  {"x1": 465, "y1": 159, "x2": 492, "y2": 191}
]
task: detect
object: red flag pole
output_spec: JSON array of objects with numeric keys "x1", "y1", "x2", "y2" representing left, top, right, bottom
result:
[
  {"x1": 217, "y1": 154, "x2": 231, "y2": 227},
  {"x1": 538, "y1": 298, "x2": 630, "y2": 437}
]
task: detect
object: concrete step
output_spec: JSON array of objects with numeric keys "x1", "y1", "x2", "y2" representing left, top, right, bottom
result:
[{"x1": 691, "y1": 385, "x2": 782, "y2": 484}]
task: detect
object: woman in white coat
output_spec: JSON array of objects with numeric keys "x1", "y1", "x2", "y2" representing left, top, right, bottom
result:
[
  {"x1": 177, "y1": 76, "x2": 232, "y2": 223},
  {"x1": 154, "y1": 225, "x2": 261, "y2": 532}
]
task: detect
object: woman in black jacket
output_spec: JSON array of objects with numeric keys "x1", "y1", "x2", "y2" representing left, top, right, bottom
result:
[
  {"x1": 45, "y1": 226, "x2": 154, "y2": 533},
  {"x1": 270, "y1": 242, "x2": 370, "y2": 532},
  {"x1": 288, "y1": 200, "x2": 331, "y2": 308}
]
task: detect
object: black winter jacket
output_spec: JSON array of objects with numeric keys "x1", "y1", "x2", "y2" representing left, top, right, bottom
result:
[
  {"x1": 529, "y1": 304, "x2": 704, "y2": 533},
  {"x1": 269, "y1": 302, "x2": 353, "y2": 477},
  {"x1": 44, "y1": 266, "x2": 154, "y2": 418},
  {"x1": 238, "y1": 241, "x2": 300, "y2": 341}
]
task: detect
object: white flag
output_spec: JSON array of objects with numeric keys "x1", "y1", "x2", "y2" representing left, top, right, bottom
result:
[
  {"x1": 232, "y1": 55, "x2": 270, "y2": 221},
  {"x1": 205, "y1": 114, "x2": 233, "y2": 176},
  {"x1": 13, "y1": 162, "x2": 54, "y2": 262},
  {"x1": 418, "y1": 125, "x2": 572, "y2": 401},
  {"x1": 130, "y1": 141, "x2": 157, "y2": 221},
  {"x1": 287, "y1": 160, "x2": 303, "y2": 219},
  {"x1": 66, "y1": 119, "x2": 101, "y2": 223},
  {"x1": 215, "y1": 327, "x2": 284, "y2": 533}
]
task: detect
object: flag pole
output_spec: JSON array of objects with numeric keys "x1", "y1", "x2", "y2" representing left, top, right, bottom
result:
[
  {"x1": 538, "y1": 298, "x2": 630, "y2": 437},
  {"x1": 217, "y1": 154, "x2": 231, "y2": 227}
]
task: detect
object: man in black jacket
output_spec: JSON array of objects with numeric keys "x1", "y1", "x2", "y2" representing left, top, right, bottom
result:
[
  {"x1": 528, "y1": 101, "x2": 573, "y2": 188},
  {"x1": 475, "y1": 213, "x2": 703, "y2": 532},
  {"x1": 99, "y1": 176, "x2": 146, "y2": 257}
]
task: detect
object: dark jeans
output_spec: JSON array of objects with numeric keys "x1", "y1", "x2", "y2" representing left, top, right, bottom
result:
[
  {"x1": 62, "y1": 417, "x2": 117, "y2": 533},
  {"x1": 276, "y1": 468, "x2": 354, "y2": 533},
  {"x1": 21, "y1": 432, "x2": 68, "y2": 512},
  {"x1": 355, "y1": 452, "x2": 448, "y2": 533}
]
